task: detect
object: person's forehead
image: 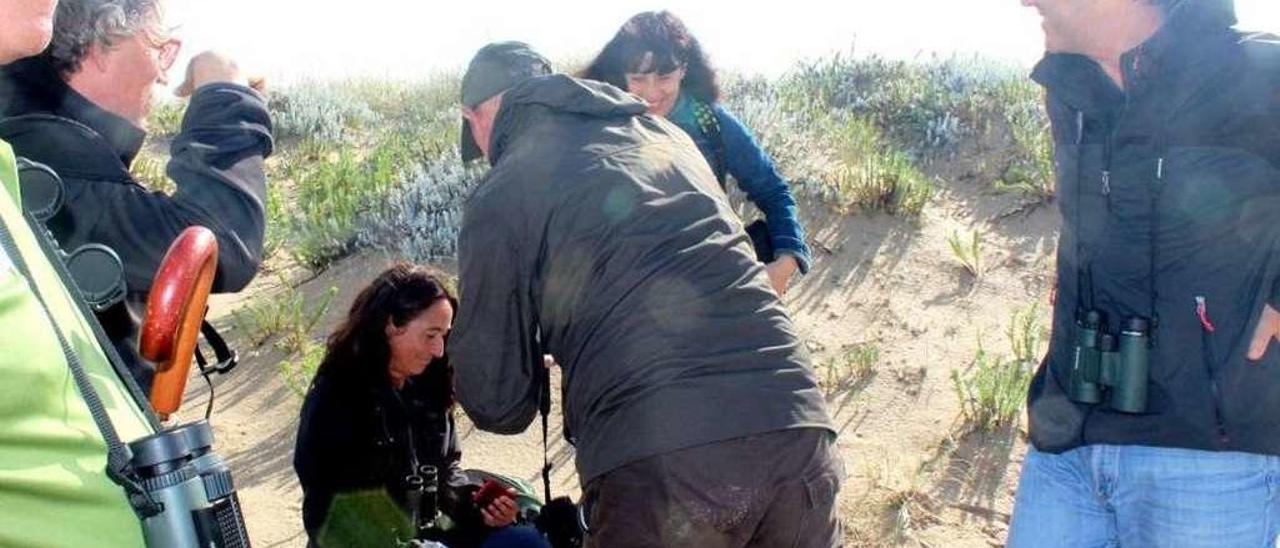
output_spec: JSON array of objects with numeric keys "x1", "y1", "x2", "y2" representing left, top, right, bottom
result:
[{"x1": 627, "y1": 52, "x2": 683, "y2": 75}]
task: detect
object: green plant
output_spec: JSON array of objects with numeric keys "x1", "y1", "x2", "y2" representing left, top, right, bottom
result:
[
  {"x1": 1007, "y1": 302, "x2": 1047, "y2": 366},
  {"x1": 951, "y1": 305, "x2": 1044, "y2": 430},
  {"x1": 995, "y1": 100, "x2": 1055, "y2": 201},
  {"x1": 824, "y1": 343, "x2": 880, "y2": 394},
  {"x1": 280, "y1": 341, "x2": 326, "y2": 397},
  {"x1": 817, "y1": 114, "x2": 934, "y2": 217},
  {"x1": 947, "y1": 229, "x2": 983, "y2": 279},
  {"x1": 263, "y1": 182, "x2": 287, "y2": 261},
  {"x1": 284, "y1": 134, "x2": 427, "y2": 271},
  {"x1": 231, "y1": 284, "x2": 337, "y2": 353},
  {"x1": 130, "y1": 150, "x2": 173, "y2": 194},
  {"x1": 279, "y1": 286, "x2": 338, "y2": 354},
  {"x1": 951, "y1": 343, "x2": 1030, "y2": 431},
  {"x1": 147, "y1": 100, "x2": 185, "y2": 137}
]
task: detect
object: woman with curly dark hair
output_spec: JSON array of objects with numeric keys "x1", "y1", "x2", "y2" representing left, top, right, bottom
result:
[
  {"x1": 293, "y1": 264, "x2": 548, "y2": 548},
  {"x1": 582, "y1": 10, "x2": 812, "y2": 296}
]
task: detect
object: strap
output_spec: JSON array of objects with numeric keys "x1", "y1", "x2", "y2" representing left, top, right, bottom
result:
[
  {"x1": 0, "y1": 217, "x2": 161, "y2": 518},
  {"x1": 539, "y1": 363, "x2": 552, "y2": 504},
  {"x1": 15, "y1": 162, "x2": 159, "y2": 427},
  {"x1": 194, "y1": 346, "x2": 216, "y2": 421},
  {"x1": 191, "y1": 318, "x2": 238, "y2": 421},
  {"x1": 692, "y1": 100, "x2": 728, "y2": 187},
  {"x1": 198, "y1": 319, "x2": 238, "y2": 374}
]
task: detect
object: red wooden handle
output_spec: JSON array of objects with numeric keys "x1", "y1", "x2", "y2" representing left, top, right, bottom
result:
[{"x1": 140, "y1": 226, "x2": 218, "y2": 420}]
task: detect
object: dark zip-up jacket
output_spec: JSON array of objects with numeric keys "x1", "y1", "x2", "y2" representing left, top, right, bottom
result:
[
  {"x1": 294, "y1": 370, "x2": 474, "y2": 543},
  {"x1": 0, "y1": 57, "x2": 272, "y2": 387},
  {"x1": 451, "y1": 74, "x2": 833, "y2": 484},
  {"x1": 1027, "y1": 0, "x2": 1280, "y2": 456}
]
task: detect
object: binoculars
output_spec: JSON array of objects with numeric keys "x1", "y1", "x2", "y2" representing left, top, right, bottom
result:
[
  {"x1": 405, "y1": 465, "x2": 440, "y2": 538},
  {"x1": 1068, "y1": 311, "x2": 1151, "y2": 414},
  {"x1": 128, "y1": 420, "x2": 251, "y2": 547},
  {"x1": 18, "y1": 158, "x2": 126, "y2": 311}
]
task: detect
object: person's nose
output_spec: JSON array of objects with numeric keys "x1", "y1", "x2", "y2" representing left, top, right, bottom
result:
[
  {"x1": 639, "y1": 88, "x2": 660, "y2": 104},
  {"x1": 633, "y1": 81, "x2": 660, "y2": 103},
  {"x1": 429, "y1": 339, "x2": 445, "y2": 359}
]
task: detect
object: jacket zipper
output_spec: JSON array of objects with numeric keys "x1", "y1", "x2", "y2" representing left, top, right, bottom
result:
[{"x1": 1196, "y1": 295, "x2": 1230, "y2": 446}]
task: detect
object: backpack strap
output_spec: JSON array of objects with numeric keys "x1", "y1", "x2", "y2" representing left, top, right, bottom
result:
[
  {"x1": 2, "y1": 194, "x2": 161, "y2": 519},
  {"x1": 690, "y1": 99, "x2": 728, "y2": 187}
]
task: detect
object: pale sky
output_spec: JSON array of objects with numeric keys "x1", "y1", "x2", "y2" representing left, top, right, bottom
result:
[{"x1": 167, "y1": 0, "x2": 1280, "y2": 83}]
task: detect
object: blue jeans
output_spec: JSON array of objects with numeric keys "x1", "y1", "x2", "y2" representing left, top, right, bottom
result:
[
  {"x1": 1008, "y1": 444, "x2": 1280, "y2": 547},
  {"x1": 480, "y1": 525, "x2": 550, "y2": 548}
]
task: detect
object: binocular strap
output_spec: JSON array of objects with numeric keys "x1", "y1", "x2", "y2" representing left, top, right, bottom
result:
[{"x1": 0, "y1": 218, "x2": 161, "y2": 518}]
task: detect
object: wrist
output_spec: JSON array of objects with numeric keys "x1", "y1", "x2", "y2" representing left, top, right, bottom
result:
[{"x1": 772, "y1": 253, "x2": 799, "y2": 274}]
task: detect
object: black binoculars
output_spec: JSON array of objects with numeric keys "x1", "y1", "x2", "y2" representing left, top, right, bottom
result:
[
  {"x1": 17, "y1": 158, "x2": 126, "y2": 311},
  {"x1": 405, "y1": 464, "x2": 440, "y2": 537},
  {"x1": 1068, "y1": 311, "x2": 1151, "y2": 414}
]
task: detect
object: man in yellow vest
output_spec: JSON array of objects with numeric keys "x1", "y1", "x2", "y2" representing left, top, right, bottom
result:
[{"x1": 0, "y1": 1, "x2": 155, "y2": 544}]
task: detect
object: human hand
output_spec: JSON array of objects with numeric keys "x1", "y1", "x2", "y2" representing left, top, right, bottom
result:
[
  {"x1": 175, "y1": 51, "x2": 253, "y2": 97},
  {"x1": 765, "y1": 255, "x2": 799, "y2": 297},
  {"x1": 543, "y1": 355, "x2": 557, "y2": 369},
  {"x1": 1247, "y1": 304, "x2": 1280, "y2": 362},
  {"x1": 481, "y1": 493, "x2": 519, "y2": 527}
]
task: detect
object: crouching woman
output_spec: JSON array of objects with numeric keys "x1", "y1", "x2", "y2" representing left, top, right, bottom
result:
[{"x1": 293, "y1": 264, "x2": 548, "y2": 548}]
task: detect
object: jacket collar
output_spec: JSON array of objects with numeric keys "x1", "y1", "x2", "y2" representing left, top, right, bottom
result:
[
  {"x1": 487, "y1": 74, "x2": 647, "y2": 166},
  {"x1": 1030, "y1": 0, "x2": 1237, "y2": 115},
  {"x1": 0, "y1": 57, "x2": 147, "y2": 168}
]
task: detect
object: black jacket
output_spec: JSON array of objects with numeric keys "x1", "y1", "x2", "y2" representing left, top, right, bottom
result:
[
  {"x1": 1028, "y1": 0, "x2": 1280, "y2": 455},
  {"x1": 451, "y1": 75, "x2": 833, "y2": 483},
  {"x1": 0, "y1": 57, "x2": 272, "y2": 387},
  {"x1": 294, "y1": 368, "x2": 477, "y2": 544}
]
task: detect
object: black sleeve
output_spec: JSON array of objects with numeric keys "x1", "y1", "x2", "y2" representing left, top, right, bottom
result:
[
  {"x1": 293, "y1": 379, "x2": 363, "y2": 537},
  {"x1": 52, "y1": 83, "x2": 273, "y2": 295},
  {"x1": 444, "y1": 410, "x2": 470, "y2": 488},
  {"x1": 436, "y1": 407, "x2": 489, "y2": 531},
  {"x1": 163, "y1": 83, "x2": 273, "y2": 292},
  {"x1": 451, "y1": 190, "x2": 542, "y2": 435}
]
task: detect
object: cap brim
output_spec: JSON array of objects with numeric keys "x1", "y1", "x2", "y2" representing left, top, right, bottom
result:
[{"x1": 461, "y1": 118, "x2": 482, "y2": 163}]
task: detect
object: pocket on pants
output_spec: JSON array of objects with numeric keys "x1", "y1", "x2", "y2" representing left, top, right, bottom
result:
[
  {"x1": 803, "y1": 469, "x2": 840, "y2": 510},
  {"x1": 791, "y1": 466, "x2": 842, "y2": 548}
]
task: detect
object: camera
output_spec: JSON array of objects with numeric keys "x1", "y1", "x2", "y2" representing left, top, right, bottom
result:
[{"x1": 1069, "y1": 311, "x2": 1150, "y2": 413}]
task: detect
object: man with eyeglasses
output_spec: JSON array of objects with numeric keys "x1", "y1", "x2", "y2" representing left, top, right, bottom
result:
[{"x1": 0, "y1": 0, "x2": 273, "y2": 390}]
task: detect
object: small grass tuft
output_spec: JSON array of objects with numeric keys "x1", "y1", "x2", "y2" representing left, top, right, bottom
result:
[
  {"x1": 823, "y1": 343, "x2": 880, "y2": 395},
  {"x1": 951, "y1": 304, "x2": 1045, "y2": 431},
  {"x1": 280, "y1": 341, "x2": 327, "y2": 397},
  {"x1": 946, "y1": 229, "x2": 983, "y2": 279},
  {"x1": 231, "y1": 284, "x2": 337, "y2": 353}
]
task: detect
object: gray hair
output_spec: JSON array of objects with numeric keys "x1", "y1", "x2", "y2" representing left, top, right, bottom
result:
[{"x1": 45, "y1": 0, "x2": 164, "y2": 75}]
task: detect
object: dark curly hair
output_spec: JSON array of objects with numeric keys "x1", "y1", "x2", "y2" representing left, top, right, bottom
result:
[
  {"x1": 580, "y1": 10, "x2": 721, "y2": 104},
  {"x1": 317, "y1": 263, "x2": 457, "y2": 409}
]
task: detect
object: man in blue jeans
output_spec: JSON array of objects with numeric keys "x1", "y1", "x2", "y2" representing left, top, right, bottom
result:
[{"x1": 1010, "y1": 0, "x2": 1280, "y2": 546}]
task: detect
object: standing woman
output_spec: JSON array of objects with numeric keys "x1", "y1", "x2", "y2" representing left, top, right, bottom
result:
[
  {"x1": 582, "y1": 10, "x2": 812, "y2": 296},
  {"x1": 293, "y1": 264, "x2": 548, "y2": 548}
]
